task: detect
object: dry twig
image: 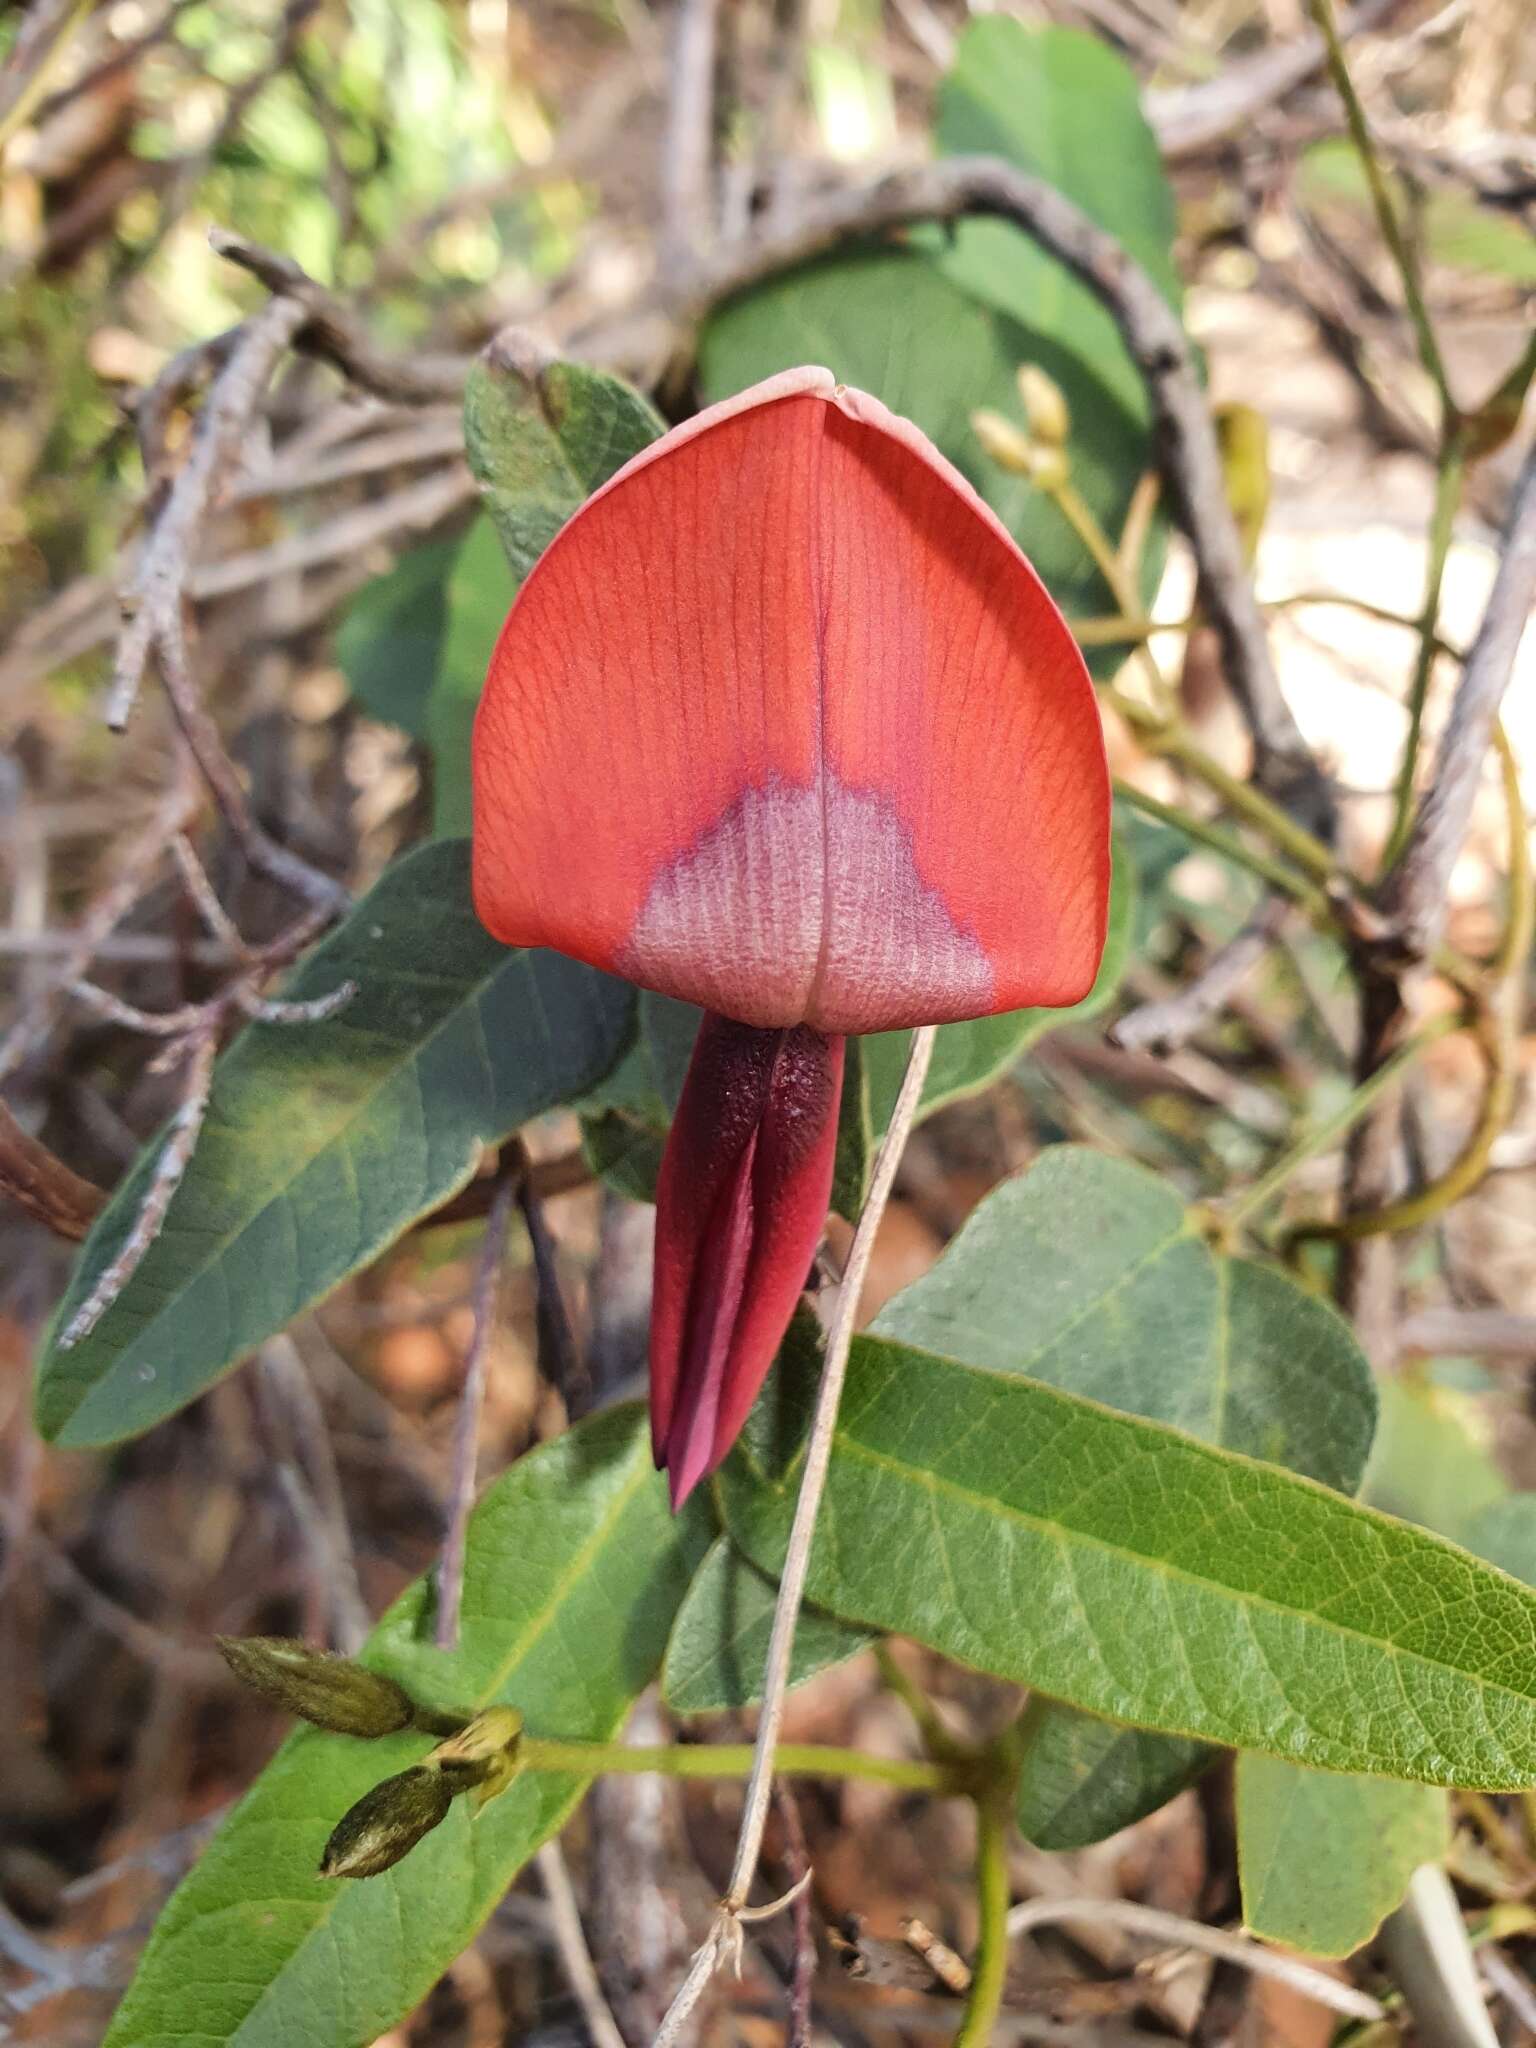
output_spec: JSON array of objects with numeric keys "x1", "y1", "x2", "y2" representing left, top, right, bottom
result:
[{"x1": 675, "y1": 156, "x2": 1327, "y2": 828}]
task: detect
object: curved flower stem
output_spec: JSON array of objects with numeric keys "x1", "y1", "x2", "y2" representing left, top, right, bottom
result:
[
  {"x1": 517, "y1": 1737, "x2": 959, "y2": 1795},
  {"x1": 955, "y1": 1793, "x2": 1012, "y2": 2048},
  {"x1": 651, "y1": 1026, "x2": 937, "y2": 2048}
]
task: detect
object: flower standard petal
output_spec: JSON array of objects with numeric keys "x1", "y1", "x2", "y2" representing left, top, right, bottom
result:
[{"x1": 471, "y1": 367, "x2": 1109, "y2": 1037}]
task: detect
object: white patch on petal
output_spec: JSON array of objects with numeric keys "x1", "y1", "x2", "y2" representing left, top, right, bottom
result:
[{"x1": 619, "y1": 776, "x2": 992, "y2": 1033}]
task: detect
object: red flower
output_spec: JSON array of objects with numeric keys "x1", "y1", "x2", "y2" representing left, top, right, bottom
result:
[{"x1": 473, "y1": 367, "x2": 1110, "y2": 1504}]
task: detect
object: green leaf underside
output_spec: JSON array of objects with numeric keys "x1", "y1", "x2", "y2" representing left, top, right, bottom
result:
[
  {"x1": 873, "y1": 1147, "x2": 1377, "y2": 1843},
  {"x1": 1236, "y1": 1754, "x2": 1446, "y2": 1956},
  {"x1": 463, "y1": 354, "x2": 666, "y2": 585},
  {"x1": 662, "y1": 1535, "x2": 876, "y2": 1715},
  {"x1": 36, "y1": 842, "x2": 633, "y2": 1448},
  {"x1": 1013, "y1": 1704, "x2": 1210, "y2": 1851},
  {"x1": 102, "y1": 1408, "x2": 705, "y2": 2048},
  {"x1": 722, "y1": 1329, "x2": 1536, "y2": 1787},
  {"x1": 873, "y1": 1151, "x2": 1374, "y2": 1487},
  {"x1": 429, "y1": 358, "x2": 664, "y2": 836}
]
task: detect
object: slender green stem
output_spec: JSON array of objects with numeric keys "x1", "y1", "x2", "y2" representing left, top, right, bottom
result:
[
  {"x1": 955, "y1": 1796, "x2": 1012, "y2": 2048},
  {"x1": 518, "y1": 1736, "x2": 960, "y2": 1795},
  {"x1": 1306, "y1": 0, "x2": 1453, "y2": 415},
  {"x1": 1052, "y1": 478, "x2": 1168, "y2": 707},
  {"x1": 875, "y1": 1642, "x2": 967, "y2": 1764},
  {"x1": 1225, "y1": 1013, "x2": 1462, "y2": 1230},
  {"x1": 1383, "y1": 435, "x2": 1467, "y2": 870},
  {"x1": 1112, "y1": 780, "x2": 1327, "y2": 915},
  {"x1": 1102, "y1": 686, "x2": 1338, "y2": 885}
]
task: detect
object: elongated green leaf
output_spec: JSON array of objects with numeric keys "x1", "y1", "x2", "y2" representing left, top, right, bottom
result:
[
  {"x1": 873, "y1": 1148, "x2": 1377, "y2": 1846},
  {"x1": 862, "y1": 837, "x2": 1134, "y2": 1142},
  {"x1": 662, "y1": 1536, "x2": 874, "y2": 1715},
  {"x1": 37, "y1": 842, "x2": 633, "y2": 1447},
  {"x1": 103, "y1": 1407, "x2": 706, "y2": 2048},
  {"x1": 722, "y1": 1334, "x2": 1536, "y2": 1786},
  {"x1": 700, "y1": 251, "x2": 1150, "y2": 647},
  {"x1": 933, "y1": 21, "x2": 1179, "y2": 424},
  {"x1": 1236, "y1": 1754, "x2": 1446, "y2": 1956}
]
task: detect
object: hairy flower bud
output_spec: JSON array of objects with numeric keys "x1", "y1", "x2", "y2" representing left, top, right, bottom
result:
[
  {"x1": 217, "y1": 1636, "x2": 416, "y2": 1738},
  {"x1": 1016, "y1": 364, "x2": 1071, "y2": 447},
  {"x1": 319, "y1": 1767, "x2": 453, "y2": 1880}
]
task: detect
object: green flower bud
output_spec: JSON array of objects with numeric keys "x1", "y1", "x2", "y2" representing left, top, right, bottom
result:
[
  {"x1": 1016, "y1": 364, "x2": 1072, "y2": 448},
  {"x1": 217, "y1": 1636, "x2": 415, "y2": 1738},
  {"x1": 319, "y1": 1767, "x2": 453, "y2": 1880},
  {"x1": 970, "y1": 408, "x2": 1036, "y2": 474},
  {"x1": 426, "y1": 1705, "x2": 524, "y2": 1810}
]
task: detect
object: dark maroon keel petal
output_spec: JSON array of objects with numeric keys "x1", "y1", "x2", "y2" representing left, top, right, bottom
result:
[{"x1": 650, "y1": 1014, "x2": 844, "y2": 1508}]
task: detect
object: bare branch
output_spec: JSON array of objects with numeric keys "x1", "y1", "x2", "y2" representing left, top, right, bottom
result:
[
  {"x1": 1005, "y1": 1897, "x2": 1385, "y2": 2024},
  {"x1": 436, "y1": 1172, "x2": 517, "y2": 1651},
  {"x1": 0, "y1": 1102, "x2": 104, "y2": 1241},
  {"x1": 660, "y1": 0, "x2": 723, "y2": 283},
  {"x1": 1110, "y1": 897, "x2": 1291, "y2": 1056},
  {"x1": 57, "y1": 1030, "x2": 218, "y2": 1348},
  {"x1": 536, "y1": 1842, "x2": 630, "y2": 2048},
  {"x1": 677, "y1": 156, "x2": 1328, "y2": 826},
  {"x1": 1386, "y1": 442, "x2": 1536, "y2": 955},
  {"x1": 108, "y1": 295, "x2": 307, "y2": 732},
  {"x1": 208, "y1": 229, "x2": 470, "y2": 402}
]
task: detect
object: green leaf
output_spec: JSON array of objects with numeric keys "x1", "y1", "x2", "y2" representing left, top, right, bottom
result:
[
  {"x1": 1236, "y1": 1753, "x2": 1446, "y2": 1956},
  {"x1": 872, "y1": 1147, "x2": 1377, "y2": 1846},
  {"x1": 1013, "y1": 1700, "x2": 1210, "y2": 1852},
  {"x1": 721, "y1": 1330, "x2": 1536, "y2": 1786},
  {"x1": 102, "y1": 1406, "x2": 706, "y2": 2048},
  {"x1": 579, "y1": 1109, "x2": 667, "y2": 1207},
  {"x1": 932, "y1": 22, "x2": 1180, "y2": 422},
  {"x1": 860, "y1": 831, "x2": 1136, "y2": 1140},
  {"x1": 335, "y1": 535, "x2": 459, "y2": 737},
  {"x1": 699, "y1": 250, "x2": 1155, "y2": 649},
  {"x1": 36, "y1": 842, "x2": 633, "y2": 1448},
  {"x1": 425, "y1": 519, "x2": 516, "y2": 836},
  {"x1": 411, "y1": 355, "x2": 664, "y2": 836},
  {"x1": 873, "y1": 1149, "x2": 1375, "y2": 1487},
  {"x1": 1364, "y1": 1378, "x2": 1508, "y2": 1544},
  {"x1": 463, "y1": 350, "x2": 665, "y2": 582},
  {"x1": 662, "y1": 1535, "x2": 874, "y2": 1715}
]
